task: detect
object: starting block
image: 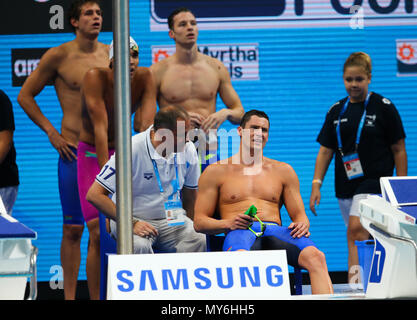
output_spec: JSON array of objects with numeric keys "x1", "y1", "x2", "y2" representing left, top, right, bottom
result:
[
  {"x1": 359, "y1": 176, "x2": 417, "y2": 299},
  {"x1": 0, "y1": 198, "x2": 38, "y2": 300}
]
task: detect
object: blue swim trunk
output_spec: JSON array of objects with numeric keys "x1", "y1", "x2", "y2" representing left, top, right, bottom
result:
[
  {"x1": 223, "y1": 222, "x2": 316, "y2": 267},
  {"x1": 58, "y1": 147, "x2": 84, "y2": 225}
]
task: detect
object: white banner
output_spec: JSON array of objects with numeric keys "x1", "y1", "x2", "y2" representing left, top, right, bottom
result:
[
  {"x1": 107, "y1": 250, "x2": 291, "y2": 300},
  {"x1": 151, "y1": 43, "x2": 260, "y2": 81},
  {"x1": 150, "y1": 1, "x2": 417, "y2": 31}
]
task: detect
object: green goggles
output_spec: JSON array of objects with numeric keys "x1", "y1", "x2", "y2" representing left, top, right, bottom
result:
[{"x1": 244, "y1": 205, "x2": 267, "y2": 238}]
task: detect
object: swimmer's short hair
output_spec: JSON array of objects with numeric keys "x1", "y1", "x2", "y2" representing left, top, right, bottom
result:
[
  {"x1": 240, "y1": 109, "x2": 270, "y2": 128},
  {"x1": 154, "y1": 106, "x2": 190, "y2": 132},
  {"x1": 68, "y1": 0, "x2": 102, "y2": 33},
  {"x1": 167, "y1": 7, "x2": 194, "y2": 30}
]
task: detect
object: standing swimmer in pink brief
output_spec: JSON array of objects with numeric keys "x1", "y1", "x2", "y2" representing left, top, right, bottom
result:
[{"x1": 77, "y1": 36, "x2": 156, "y2": 299}]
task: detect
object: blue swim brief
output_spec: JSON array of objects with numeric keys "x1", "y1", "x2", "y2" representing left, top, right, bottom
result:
[
  {"x1": 223, "y1": 221, "x2": 316, "y2": 267},
  {"x1": 57, "y1": 147, "x2": 84, "y2": 225}
]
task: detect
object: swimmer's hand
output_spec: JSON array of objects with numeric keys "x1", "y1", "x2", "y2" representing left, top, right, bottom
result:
[
  {"x1": 228, "y1": 213, "x2": 253, "y2": 231},
  {"x1": 48, "y1": 130, "x2": 77, "y2": 161},
  {"x1": 309, "y1": 187, "x2": 321, "y2": 216},
  {"x1": 288, "y1": 222, "x2": 310, "y2": 238},
  {"x1": 133, "y1": 220, "x2": 159, "y2": 238},
  {"x1": 201, "y1": 109, "x2": 228, "y2": 132},
  {"x1": 188, "y1": 112, "x2": 206, "y2": 129}
]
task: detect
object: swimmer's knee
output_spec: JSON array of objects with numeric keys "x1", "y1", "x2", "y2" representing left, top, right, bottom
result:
[
  {"x1": 298, "y1": 246, "x2": 327, "y2": 271},
  {"x1": 86, "y1": 218, "x2": 100, "y2": 244},
  {"x1": 62, "y1": 224, "x2": 84, "y2": 243}
]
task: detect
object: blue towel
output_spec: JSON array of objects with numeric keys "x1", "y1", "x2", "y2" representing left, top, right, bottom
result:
[{"x1": 0, "y1": 216, "x2": 36, "y2": 239}]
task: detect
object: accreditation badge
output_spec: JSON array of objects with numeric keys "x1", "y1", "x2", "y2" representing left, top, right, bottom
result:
[
  {"x1": 164, "y1": 200, "x2": 185, "y2": 226},
  {"x1": 342, "y1": 153, "x2": 364, "y2": 180}
]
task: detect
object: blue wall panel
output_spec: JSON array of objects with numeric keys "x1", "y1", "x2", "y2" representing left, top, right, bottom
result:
[{"x1": 1, "y1": 1, "x2": 416, "y2": 283}]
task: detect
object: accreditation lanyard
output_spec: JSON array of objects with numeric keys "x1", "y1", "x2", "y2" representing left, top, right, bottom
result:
[
  {"x1": 336, "y1": 92, "x2": 370, "y2": 157},
  {"x1": 152, "y1": 156, "x2": 179, "y2": 197},
  {"x1": 146, "y1": 135, "x2": 185, "y2": 226},
  {"x1": 146, "y1": 137, "x2": 179, "y2": 198}
]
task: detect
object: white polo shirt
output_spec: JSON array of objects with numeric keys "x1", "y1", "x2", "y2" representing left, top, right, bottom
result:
[{"x1": 95, "y1": 126, "x2": 200, "y2": 220}]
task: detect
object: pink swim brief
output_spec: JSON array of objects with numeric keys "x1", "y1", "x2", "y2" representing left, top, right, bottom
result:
[{"x1": 77, "y1": 141, "x2": 115, "y2": 223}]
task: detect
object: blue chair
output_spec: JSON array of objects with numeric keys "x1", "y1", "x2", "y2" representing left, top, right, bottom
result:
[
  {"x1": 99, "y1": 213, "x2": 163, "y2": 299},
  {"x1": 206, "y1": 234, "x2": 304, "y2": 295},
  {"x1": 99, "y1": 212, "x2": 116, "y2": 300}
]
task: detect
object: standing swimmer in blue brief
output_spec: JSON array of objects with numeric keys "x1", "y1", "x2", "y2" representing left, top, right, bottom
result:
[
  {"x1": 17, "y1": 0, "x2": 109, "y2": 300},
  {"x1": 194, "y1": 110, "x2": 334, "y2": 295}
]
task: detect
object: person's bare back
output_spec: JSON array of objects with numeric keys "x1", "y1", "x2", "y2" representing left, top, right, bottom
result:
[
  {"x1": 79, "y1": 66, "x2": 155, "y2": 149},
  {"x1": 79, "y1": 67, "x2": 114, "y2": 146}
]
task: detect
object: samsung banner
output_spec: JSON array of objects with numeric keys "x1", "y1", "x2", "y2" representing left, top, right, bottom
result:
[{"x1": 107, "y1": 250, "x2": 291, "y2": 300}]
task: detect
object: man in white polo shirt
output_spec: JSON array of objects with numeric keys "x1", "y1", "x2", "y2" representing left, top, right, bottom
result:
[{"x1": 86, "y1": 106, "x2": 206, "y2": 253}]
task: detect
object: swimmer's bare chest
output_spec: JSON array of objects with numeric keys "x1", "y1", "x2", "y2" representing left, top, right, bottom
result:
[
  {"x1": 55, "y1": 54, "x2": 109, "y2": 143},
  {"x1": 159, "y1": 62, "x2": 220, "y2": 112},
  {"x1": 218, "y1": 165, "x2": 284, "y2": 224}
]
